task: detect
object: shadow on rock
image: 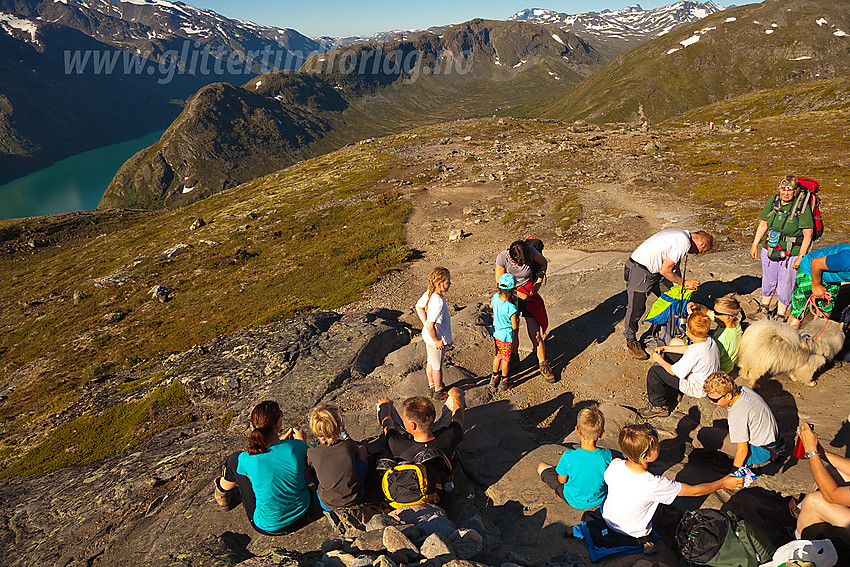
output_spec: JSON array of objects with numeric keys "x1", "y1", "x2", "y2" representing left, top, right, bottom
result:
[{"x1": 547, "y1": 290, "x2": 626, "y2": 371}]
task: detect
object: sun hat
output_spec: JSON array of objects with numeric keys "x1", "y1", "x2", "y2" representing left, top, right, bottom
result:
[{"x1": 498, "y1": 273, "x2": 517, "y2": 290}]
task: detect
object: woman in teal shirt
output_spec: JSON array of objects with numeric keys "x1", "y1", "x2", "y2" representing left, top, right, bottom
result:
[{"x1": 215, "y1": 401, "x2": 313, "y2": 535}]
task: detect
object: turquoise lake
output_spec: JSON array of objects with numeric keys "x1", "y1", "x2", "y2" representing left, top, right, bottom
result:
[{"x1": 0, "y1": 130, "x2": 165, "y2": 221}]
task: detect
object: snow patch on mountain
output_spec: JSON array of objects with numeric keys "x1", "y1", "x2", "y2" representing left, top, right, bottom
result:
[
  {"x1": 0, "y1": 11, "x2": 39, "y2": 44},
  {"x1": 508, "y1": 1, "x2": 725, "y2": 50}
]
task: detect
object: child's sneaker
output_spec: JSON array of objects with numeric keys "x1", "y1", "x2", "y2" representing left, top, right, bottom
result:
[
  {"x1": 431, "y1": 388, "x2": 449, "y2": 400},
  {"x1": 498, "y1": 377, "x2": 513, "y2": 391},
  {"x1": 489, "y1": 373, "x2": 502, "y2": 388}
]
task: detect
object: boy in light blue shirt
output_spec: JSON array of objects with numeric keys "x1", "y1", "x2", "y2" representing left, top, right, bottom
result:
[{"x1": 538, "y1": 406, "x2": 613, "y2": 509}]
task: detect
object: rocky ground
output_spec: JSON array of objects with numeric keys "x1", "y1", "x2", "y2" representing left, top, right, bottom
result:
[{"x1": 1, "y1": 121, "x2": 849, "y2": 567}]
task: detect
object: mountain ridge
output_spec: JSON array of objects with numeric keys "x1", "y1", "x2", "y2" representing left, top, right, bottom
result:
[
  {"x1": 506, "y1": 0, "x2": 850, "y2": 124},
  {"x1": 508, "y1": 1, "x2": 725, "y2": 58},
  {"x1": 100, "y1": 18, "x2": 603, "y2": 210}
]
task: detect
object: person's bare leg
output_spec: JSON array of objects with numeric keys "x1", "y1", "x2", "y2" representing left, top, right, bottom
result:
[
  {"x1": 797, "y1": 490, "x2": 850, "y2": 539},
  {"x1": 526, "y1": 317, "x2": 546, "y2": 363}
]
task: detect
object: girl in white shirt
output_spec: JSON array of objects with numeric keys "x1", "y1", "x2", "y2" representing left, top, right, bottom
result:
[{"x1": 415, "y1": 267, "x2": 452, "y2": 400}]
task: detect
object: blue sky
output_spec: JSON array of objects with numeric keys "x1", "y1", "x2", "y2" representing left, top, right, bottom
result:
[{"x1": 189, "y1": 1, "x2": 705, "y2": 38}]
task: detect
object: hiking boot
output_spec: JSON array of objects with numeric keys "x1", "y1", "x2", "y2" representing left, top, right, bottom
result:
[
  {"x1": 498, "y1": 377, "x2": 513, "y2": 391},
  {"x1": 638, "y1": 404, "x2": 669, "y2": 419},
  {"x1": 214, "y1": 478, "x2": 237, "y2": 511},
  {"x1": 626, "y1": 340, "x2": 649, "y2": 360},
  {"x1": 539, "y1": 360, "x2": 557, "y2": 383},
  {"x1": 489, "y1": 373, "x2": 502, "y2": 388}
]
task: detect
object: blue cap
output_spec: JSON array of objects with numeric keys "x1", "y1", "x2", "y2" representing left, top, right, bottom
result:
[{"x1": 498, "y1": 273, "x2": 517, "y2": 290}]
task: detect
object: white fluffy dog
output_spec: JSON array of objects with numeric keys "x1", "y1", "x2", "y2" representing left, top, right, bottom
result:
[{"x1": 737, "y1": 318, "x2": 845, "y2": 386}]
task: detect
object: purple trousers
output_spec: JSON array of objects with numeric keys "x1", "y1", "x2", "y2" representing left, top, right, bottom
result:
[{"x1": 760, "y1": 248, "x2": 798, "y2": 306}]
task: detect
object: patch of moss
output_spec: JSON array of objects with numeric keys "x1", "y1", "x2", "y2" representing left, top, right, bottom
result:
[{"x1": 0, "y1": 381, "x2": 192, "y2": 478}]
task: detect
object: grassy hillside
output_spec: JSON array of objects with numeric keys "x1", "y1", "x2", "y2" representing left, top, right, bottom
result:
[
  {"x1": 507, "y1": 0, "x2": 850, "y2": 124},
  {"x1": 657, "y1": 79, "x2": 850, "y2": 237},
  {"x1": 0, "y1": 140, "x2": 414, "y2": 474}
]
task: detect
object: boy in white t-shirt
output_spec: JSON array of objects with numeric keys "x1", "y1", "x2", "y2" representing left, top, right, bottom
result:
[
  {"x1": 639, "y1": 310, "x2": 720, "y2": 418},
  {"x1": 602, "y1": 423, "x2": 743, "y2": 554}
]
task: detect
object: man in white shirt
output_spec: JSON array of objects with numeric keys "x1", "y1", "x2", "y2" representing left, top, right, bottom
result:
[{"x1": 624, "y1": 229, "x2": 713, "y2": 359}]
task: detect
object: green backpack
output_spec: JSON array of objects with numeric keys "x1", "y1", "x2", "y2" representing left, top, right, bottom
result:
[{"x1": 676, "y1": 509, "x2": 776, "y2": 567}]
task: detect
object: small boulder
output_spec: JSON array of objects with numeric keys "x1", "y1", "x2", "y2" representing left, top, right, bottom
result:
[
  {"x1": 323, "y1": 550, "x2": 357, "y2": 567},
  {"x1": 102, "y1": 312, "x2": 125, "y2": 323},
  {"x1": 420, "y1": 533, "x2": 453, "y2": 559},
  {"x1": 350, "y1": 556, "x2": 375, "y2": 567},
  {"x1": 448, "y1": 229, "x2": 464, "y2": 242},
  {"x1": 383, "y1": 526, "x2": 418, "y2": 555},
  {"x1": 354, "y1": 530, "x2": 386, "y2": 552},
  {"x1": 449, "y1": 529, "x2": 483, "y2": 560},
  {"x1": 190, "y1": 218, "x2": 206, "y2": 230},
  {"x1": 391, "y1": 504, "x2": 456, "y2": 539},
  {"x1": 372, "y1": 555, "x2": 396, "y2": 567},
  {"x1": 148, "y1": 285, "x2": 170, "y2": 303},
  {"x1": 365, "y1": 514, "x2": 402, "y2": 532},
  {"x1": 73, "y1": 290, "x2": 86, "y2": 304}
]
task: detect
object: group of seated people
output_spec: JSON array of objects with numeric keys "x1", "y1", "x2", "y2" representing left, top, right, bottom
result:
[{"x1": 213, "y1": 388, "x2": 465, "y2": 535}]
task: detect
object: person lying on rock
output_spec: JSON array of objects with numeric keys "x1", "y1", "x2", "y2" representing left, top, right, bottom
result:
[
  {"x1": 376, "y1": 388, "x2": 465, "y2": 462},
  {"x1": 602, "y1": 423, "x2": 743, "y2": 555},
  {"x1": 639, "y1": 310, "x2": 720, "y2": 419},
  {"x1": 214, "y1": 400, "x2": 316, "y2": 535},
  {"x1": 692, "y1": 371, "x2": 785, "y2": 471},
  {"x1": 537, "y1": 405, "x2": 612, "y2": 509},
  {"x1": 307, "y1": 403, "x2": 369, "y2": 512},
  {"x1": 794, "y1": 421, "x2": 850, "y2": 541}
]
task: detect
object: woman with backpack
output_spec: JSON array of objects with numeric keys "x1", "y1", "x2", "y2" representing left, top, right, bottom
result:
[
  {"x1": 494, "y1": 240, "x2": 555, "y2": 382},
  {"x1": 749, "y1": 175, "x2": 814, "y2": 321}
]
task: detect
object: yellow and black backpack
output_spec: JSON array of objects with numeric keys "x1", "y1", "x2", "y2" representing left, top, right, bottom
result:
[{"x1": 379, "y1": 449, "x2": 453, "y2": 508}]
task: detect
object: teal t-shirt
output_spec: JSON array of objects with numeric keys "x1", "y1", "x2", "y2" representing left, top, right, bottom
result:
[
  {"x1": 555, "y1": 447, "x2": 613, "y2": 509},
  {"x1": 236, "y1": 439, "x2": 310, "y2": 531},
  {"x1": 800, "y1": 243, "x2": 850, "y2": 283},
  {"x1": 491, "y1": 292, "x2": 518, "y2": 343}
]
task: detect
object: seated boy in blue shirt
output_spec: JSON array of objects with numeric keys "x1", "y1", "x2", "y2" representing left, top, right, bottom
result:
[{"x1": 537, "y1": 406, "x2": 612, "y2": 509}]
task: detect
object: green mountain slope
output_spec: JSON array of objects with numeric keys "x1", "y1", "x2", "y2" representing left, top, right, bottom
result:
[
  {"x1": 100, "y1": 19, "x2": 604, "y2": 210},
  {"x1": 508, "y1": 0, "x2": 850, "y2": 124}
]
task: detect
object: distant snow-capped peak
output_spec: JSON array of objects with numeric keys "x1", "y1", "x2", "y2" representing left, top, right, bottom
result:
[{"x1": 508, "y1": 1, "x2": 725, "y2": 46}]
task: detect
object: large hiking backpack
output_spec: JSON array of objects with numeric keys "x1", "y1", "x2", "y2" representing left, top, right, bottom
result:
[
  {"x1": 676, "y1": 509, "x2": 776, "y2": 567},
  {"x1": 769, "y1": 177, "x2": 823, "y2": 243},
  {"x1": 379, "y1": 448, "x2": 453, "y2": 508}
]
